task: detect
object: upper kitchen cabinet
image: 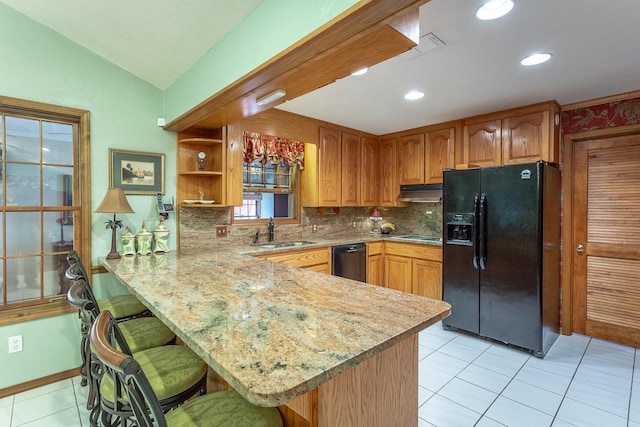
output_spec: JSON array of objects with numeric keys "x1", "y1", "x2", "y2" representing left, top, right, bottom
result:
[
  {"x1": 341, "y1": 132, "x2": 361, "y2": 206},
  {"x1": 379, "y1": 137, "x2": 408, "y2": 207},
  {"x1": 380, "y1": 122, "x2": 458, "y2": 194},
  {"x1": 425, "y1": 124, "x2": 457, "y2": 183},
  {"x1": 462, "y1": 119, "x2": 502, "y2": 167},
  {"x1": 302, "y1": 126, "x2": 379, "y2": 207},
  {"x1": 462, "y1": 101, "x2": 560, "y2": 167},
  {"x1": 361, "y1": 136, "x2": 379, "y2": 206},
  {"x1": 302, "y1": 127, "x2": 342, "y2": 207},
  {"x1": 397, "y1": 133, "x2": 425, "y2": 185},
  {"x1": 176, "y1": 127, "x2": 227, "y2": 207},
  {"x1": 342, "y1": 131, "x2": 379, "y2": 207}
]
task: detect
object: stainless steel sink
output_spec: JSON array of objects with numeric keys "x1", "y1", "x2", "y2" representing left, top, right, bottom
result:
[
  {"x1": 391, "y1": 235, "x2": 443, "y2": 243},
  {"x1": 256, "y1": 241, "x2": 315, "y2": 249}
]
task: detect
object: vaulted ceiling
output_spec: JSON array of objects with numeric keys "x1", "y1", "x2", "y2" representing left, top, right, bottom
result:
[{"x1": 3, "y1": 0, "x2": 640, "y2": 134}]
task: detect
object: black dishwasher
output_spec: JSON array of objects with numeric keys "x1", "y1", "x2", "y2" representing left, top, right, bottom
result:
[{"x1": 331, "y1": 243, "x2": 367, "y2": 282}]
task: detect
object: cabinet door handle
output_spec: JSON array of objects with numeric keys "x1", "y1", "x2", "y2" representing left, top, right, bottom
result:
[{"x1": 576, "y1": 244, "x2": 585, "y2": 253}]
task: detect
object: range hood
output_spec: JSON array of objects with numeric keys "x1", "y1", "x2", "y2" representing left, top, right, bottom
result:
[{"x1": 397, "y1": 184, "x2": 443, "y2": 203}]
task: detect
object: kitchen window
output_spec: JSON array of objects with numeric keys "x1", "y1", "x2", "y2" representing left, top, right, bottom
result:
[
  {"x1": 0, "y1": 96, "x2": 90, "y2": 326},
  {"x1": 233, "y1": 132, "x2": 303, "y2": 223}
]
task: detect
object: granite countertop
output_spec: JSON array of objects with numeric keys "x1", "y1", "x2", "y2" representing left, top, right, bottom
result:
[
  {"x1": 238, "y1": 233, "x2": 442, "y2": 256},
  {"x1": 100, "y1": 246, "x2": 450, "y2": 407}
]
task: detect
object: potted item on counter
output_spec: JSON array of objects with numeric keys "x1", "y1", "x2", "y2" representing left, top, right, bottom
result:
[
  {"x1": 135, "y1": 221, "x2": 153, "y2": 256},
  {"x1": 153, "y1": 217, "x2": 170, "y2": 253},
  {"x1": 121, "y1": 227, "x2": 136, "y2": 256}
]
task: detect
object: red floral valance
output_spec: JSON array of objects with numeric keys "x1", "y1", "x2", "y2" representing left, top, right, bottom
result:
[{"x1": 243, "y1": 131, "x2": 305, "y2": 170}]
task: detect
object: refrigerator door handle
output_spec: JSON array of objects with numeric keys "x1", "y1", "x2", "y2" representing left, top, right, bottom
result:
[
  {"x1": 473, "y1": 193, "x2": 480, "y2": 269},
  {"x1": 479, "y1": 193, "x2": 487, "y2": 270}
]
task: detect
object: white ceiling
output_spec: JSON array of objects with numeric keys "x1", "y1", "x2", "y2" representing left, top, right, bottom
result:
[
  {"x1": 278, "y1": 0, "x2": 640, "y2": 134},
  {"x1": 2, "y1": 0, "x2": 640, "y2": 135}
]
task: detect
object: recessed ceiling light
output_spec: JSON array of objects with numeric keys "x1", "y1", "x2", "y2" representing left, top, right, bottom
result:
[
  {"x1": 520, "y1": 52, "x2": 552, "y2": 66},
  {"x1": 476, "y1": 0, "x2": 514, "y2": 20},
  {"x1": 404, "y1": 91, "x2": 424, "y2": 100},
  {"x1": 351, "y1": 67, "x2": 368, "y2": 76}
]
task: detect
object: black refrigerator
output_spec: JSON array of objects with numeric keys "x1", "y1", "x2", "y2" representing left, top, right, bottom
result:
[{"x1": 442, "y1": 161, "x2": 561, "y2": 357}]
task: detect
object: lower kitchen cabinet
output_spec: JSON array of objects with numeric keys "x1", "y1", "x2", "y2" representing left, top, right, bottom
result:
[
  {"x1": 384, "y1": 255, "x2": 412, "y2": 293},
  {"x1": 366, "y1": 241, "x2": 384, "y2": 286},
  {"x1": 413, "y1": 259, "x2": 442, "y2": 300},
  {"x1": 384, "y1": 242, "x2": 442, "y2": 300},
  {"x1": 256, "y1": 247, "x2": 331, "y2": 274}
]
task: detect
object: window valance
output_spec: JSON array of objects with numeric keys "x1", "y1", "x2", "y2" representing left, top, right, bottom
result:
[{"x1": 243, "y1": 131, "x2": 305, "y2": 170}]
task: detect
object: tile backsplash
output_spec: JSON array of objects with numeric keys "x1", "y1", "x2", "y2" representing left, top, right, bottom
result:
[{"x1": 179, "y1": 203, "x2": 442, "y2": 250}]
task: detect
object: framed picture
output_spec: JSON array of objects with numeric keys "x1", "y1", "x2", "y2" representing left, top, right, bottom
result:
[{"x1": 109, "y1": 148, "x2": 165, "y2": 195}]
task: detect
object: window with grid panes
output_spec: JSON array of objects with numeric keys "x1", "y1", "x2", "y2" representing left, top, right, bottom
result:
[
  {"x1": 0, "y1": 97, "x2": 87, "y2": 322},
  {"x1": 233, "y1": 159, "x2": 297, "y2": 221}
]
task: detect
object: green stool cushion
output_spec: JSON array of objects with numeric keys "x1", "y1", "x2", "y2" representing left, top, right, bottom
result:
[
  {"x1": 166, "y1": 390, "x2": 283, "y2": 427},
  {"x1": 118, "y1": 317, "x2": 175, "y2": 353},
  {"x1": 100, "y1": 345, "x2": 207, "y2": 403},
  {"x1": 97, "y1": 295, "x2": 146, "y2": 319}
]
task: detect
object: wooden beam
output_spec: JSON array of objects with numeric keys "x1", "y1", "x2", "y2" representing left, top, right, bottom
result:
[{"x1": 165, "y1": 0, "x2": 428, "y2": 132}]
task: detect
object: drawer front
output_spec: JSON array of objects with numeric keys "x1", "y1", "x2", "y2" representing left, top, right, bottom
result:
[
  {"x1": 384, "y1": 241, "x2": 442, "y2": 261},
  {"x1": 257, "y1": 247, "x2": 331, "y2": 268},
  {"x1": 367, "y1": 241, "x2": 384, "y2": 256}
]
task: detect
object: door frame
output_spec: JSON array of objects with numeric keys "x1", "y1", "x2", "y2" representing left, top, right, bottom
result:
[{"x1": 561, "y1": 122, "x2": 640, "y2": 334}]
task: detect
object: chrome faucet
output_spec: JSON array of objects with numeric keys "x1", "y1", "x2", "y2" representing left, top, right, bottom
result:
[
  {"x1": 253, "y1": 230, "x2": 261, "y2": 245},
  {"x1": 267, "y1": 217, "x2": 275, "y2": 242}
]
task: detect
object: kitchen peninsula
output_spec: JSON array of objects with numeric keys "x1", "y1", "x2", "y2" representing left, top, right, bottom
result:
[{"x1": 100, "y1": 248, "x2": 450, "y2": 427}]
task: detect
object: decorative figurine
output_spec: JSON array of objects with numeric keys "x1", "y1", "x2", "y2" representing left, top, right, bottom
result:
[
  {"x1": 197, "y1": 151, "x2": 206, "y2": 171},
  {"x1": 121, "y1": 227, "x2": 136, "y2": 256},
  {"x1": 153, "y1": 216, "x2": 170, "y2": 253},
  {"x1": 135, "y1": 221, "x2": 153, "y2": 256}
]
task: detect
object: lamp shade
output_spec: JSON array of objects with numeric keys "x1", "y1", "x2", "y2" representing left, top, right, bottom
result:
[{"x1": 95, "y1": 188, "x2": 134, "y2": 214}]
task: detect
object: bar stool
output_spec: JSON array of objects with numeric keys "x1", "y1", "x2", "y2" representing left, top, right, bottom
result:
[
  {"x1": 66, "y1": 250, "x2": 148, "y2": 320},
  {"x1": 67, "y1": 279, "x2": 176, "y2": 424},
  {"x1": 91, "y1": 310, "x2": 284, "y2": 427},
  {"x1": 94, "y1": 312, "x2": 208, "y2": 427}
]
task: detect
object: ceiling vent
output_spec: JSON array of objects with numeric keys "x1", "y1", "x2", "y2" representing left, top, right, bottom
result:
[{"x1": 400, "y1": 32, "x2": 446, "y2": 60}]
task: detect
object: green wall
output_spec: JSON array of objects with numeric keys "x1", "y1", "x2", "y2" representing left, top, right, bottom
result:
[
  {"x1": 0, "y1": 0, "x2": 359, "y2": 390},
  {"x1": 164, "y1": 0, "x2": 359, "y2": 123},
  {"x1": 0, "y1": 3, "x2": 175, "y2": 389}
]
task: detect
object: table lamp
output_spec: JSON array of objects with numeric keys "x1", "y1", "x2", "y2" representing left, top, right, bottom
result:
[{"x1": 95, "y1": 187, "x2": 134, "y2": 259}]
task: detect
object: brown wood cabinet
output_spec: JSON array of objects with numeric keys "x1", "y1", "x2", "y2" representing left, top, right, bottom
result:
[
  {"x1": 413, "y1": 259, "x2": 442, "y2": 300},
  {"x1": 397, "y1": 133, "x2": 425, "y2": 185},
  {"x1": 256, "y1": 247, "x2": 331, "y2": 274},
  {"x1": 502, "y1": 109, "x2": 554, "y2": 164},
  {"x1": 380, "y1": 123, "x2": 457, "y2": 192},
  {"x1": 463, "y1": 119, "x2": 502, "y2": 167},
  {"x1": 341, "y1": 132, "x2": 361, "y2": 206},
  {"x1": 384, "y1": 241, "x2": 442, "y2": 300},
  {"x1": 462, "y1": 101, "x2": 560, "y2": 167},
  {"x1": 425, "y1": 127, "x2": 455, "y2": 183},
  {"x1": 302, "y1": 128, "x2": 342, "y2": 207},
  {"x1": 366, "y1": 241, "x2": 384, "y2": 286},
  {"x1": 318, "y1": 127, "x2": 342, "y2": 206},
  {"x1": 302, "y1": 127, "x2": 378, "y2": 207},
  {"x1": 379, "y1": 137, "x2": 399, "y2": 206},
  {"x1": 384, "y1": 254, "x2": 413, "y2": 293},
  {"x1": 176, "y1": 127, "x2": 227, "y2": 207},
  {"x1": 361, "y1": 136, "x2": 379, "y2": 206}
]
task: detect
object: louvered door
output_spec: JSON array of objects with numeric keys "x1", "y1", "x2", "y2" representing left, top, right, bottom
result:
[{"x1": 573, "y1": 134, "x2": 640, "y2": 346}]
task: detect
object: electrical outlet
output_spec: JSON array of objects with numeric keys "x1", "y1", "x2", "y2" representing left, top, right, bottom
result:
[
  {"x1": 215, "y1": 225, "x2": 227, "y2": 237},
  {"x1": 311, "y1": 224, "x2": 317, "y2": 233},
  {"x1": 8, "y1": 335, "x2": 22, "y2": 353}
]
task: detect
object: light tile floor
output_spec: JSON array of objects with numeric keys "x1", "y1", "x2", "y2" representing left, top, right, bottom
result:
[{"x1": 2, "y1": 321, "x2": 639, "y2": 426}]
